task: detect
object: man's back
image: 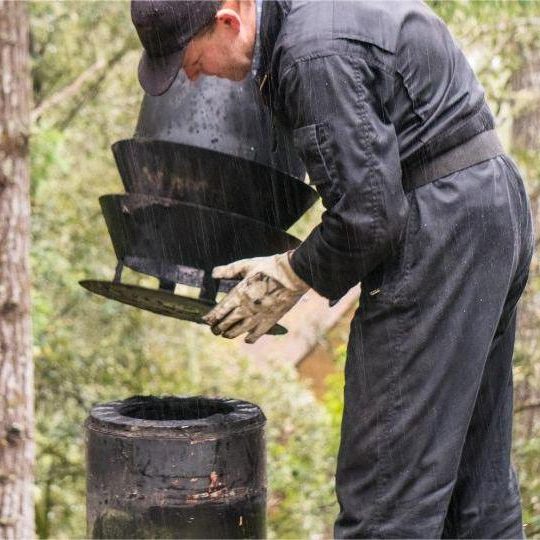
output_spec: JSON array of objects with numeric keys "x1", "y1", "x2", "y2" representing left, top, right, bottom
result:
[
  {"x1": 265, "y1": 3, "x2": 532, "y2": 537},
  {"x1": 272, "y1": 0, "x2": 491, "y2": 162}
]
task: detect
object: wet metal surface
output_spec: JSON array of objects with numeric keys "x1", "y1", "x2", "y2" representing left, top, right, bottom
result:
[
  {"x1": 112, "y1": 139, "x2": 317, "y2": 230},
  {"x1": 100, "y1": 194, "x2": 301, "y2": 273},
  {"x1": 79, "y1": 280, "x2": 287, "y2": 335},
  {"x1": 118, "y1": 258, "x2": 237, "y2": 295},
  {"x1": 135, "y1": 72, "x2": 305, "y2": 180},
  {"x1": 86, "y1": 396, "x2": 267, "y2": 539},
  {"x1": 81, "y1": 72, "x2": 316, "y2": 327}
]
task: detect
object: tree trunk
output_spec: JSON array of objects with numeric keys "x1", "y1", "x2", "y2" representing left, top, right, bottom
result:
[
  {"x1": 511, "y1": 43, "x2": 540, "y2": 442},
  {"x1": 0, "y1": 1, "x2": 34, "y2": 538}
]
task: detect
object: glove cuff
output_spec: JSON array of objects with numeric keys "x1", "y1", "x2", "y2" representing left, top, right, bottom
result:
[{"x1": 275, "y1": 251, "x2": 310, "y2": 294}]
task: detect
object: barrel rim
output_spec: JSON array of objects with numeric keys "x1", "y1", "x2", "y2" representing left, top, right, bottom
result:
[{"x1": 86, "y1": 395, "x2": 266, "y2": 439}]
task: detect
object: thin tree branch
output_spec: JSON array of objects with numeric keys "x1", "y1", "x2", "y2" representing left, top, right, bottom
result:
[
  {"x1": 32, "y1": 58, "x2": 106, "y2": 123},
  {"x1": 32, "y1": 40, "x2": 136, "y2": 125},
  {"x1": 56, "y1": 42, "x2": 136, "y2": 130},
  {"x1": 515, "y1": 401, "x2": 540, "y2": 413}
]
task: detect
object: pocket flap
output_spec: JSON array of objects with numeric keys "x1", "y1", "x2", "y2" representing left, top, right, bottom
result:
[{"x1": 292, "y1": 122, "x2": 336, "y2": 186}]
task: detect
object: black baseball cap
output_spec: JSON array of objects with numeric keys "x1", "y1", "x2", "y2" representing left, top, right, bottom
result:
[{"x1": 131, "y1": 0, "x2": 221, "y2": 96}]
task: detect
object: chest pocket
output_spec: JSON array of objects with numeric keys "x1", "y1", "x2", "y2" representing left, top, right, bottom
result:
[{"x1": 292, "y1": 122, "x2": 340, "y2": 208}]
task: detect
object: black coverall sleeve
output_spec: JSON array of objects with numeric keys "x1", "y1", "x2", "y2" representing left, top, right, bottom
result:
[{"x1": 278, "y1": 52, "x2": 409, "y2": 300}]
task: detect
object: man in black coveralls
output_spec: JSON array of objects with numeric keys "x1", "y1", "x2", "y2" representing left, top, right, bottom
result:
[{"x1": 131, "y1": 1, "x2": 534, "y2": 537}]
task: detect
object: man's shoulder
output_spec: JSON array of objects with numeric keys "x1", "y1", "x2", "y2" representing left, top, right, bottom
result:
[{"x1": 274, "y1": 0, "x2": 440, "y2": 72}]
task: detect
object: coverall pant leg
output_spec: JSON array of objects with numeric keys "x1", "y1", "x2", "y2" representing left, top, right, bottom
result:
[{"x1": 334, "y1": 155, "x2": 534, "y2": 539}]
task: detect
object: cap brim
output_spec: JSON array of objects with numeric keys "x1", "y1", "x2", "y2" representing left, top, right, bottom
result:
[{"x1": 138, "y1": 49, "x2": 184, "y2": 97}]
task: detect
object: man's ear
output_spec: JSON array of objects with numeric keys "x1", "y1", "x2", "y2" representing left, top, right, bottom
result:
[{"x1": 215, "y1": 8, "x2": 242, "y2": 33}]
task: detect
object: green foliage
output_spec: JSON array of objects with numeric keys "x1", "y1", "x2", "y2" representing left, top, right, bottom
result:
[
  {"x1": 321, "y1": 346, "x2": 346, "y2": 459},
  {"x1": 515, "y1": 429, "x2": 540, "y2": 536}
]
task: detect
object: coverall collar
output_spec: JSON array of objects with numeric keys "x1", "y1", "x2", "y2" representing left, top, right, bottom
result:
[
  {"x1": 251, "y1": 0, "x2": 264, "y2": 76},
  {"x1": 254, "y1": 0, "x2": 291, "y2": 97}
]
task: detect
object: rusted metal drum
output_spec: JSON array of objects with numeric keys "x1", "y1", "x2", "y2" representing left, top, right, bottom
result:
[{"x1": 86, "y1": 396, "x2": 267, "y2": 539}]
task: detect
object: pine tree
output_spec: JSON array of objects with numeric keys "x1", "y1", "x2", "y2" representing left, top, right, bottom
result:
[{"x1": 0, "y1": 2, "x2": 34, "y2": 538}]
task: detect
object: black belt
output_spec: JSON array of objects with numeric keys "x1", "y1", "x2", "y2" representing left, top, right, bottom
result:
[{"x1": 401, "y1": 129, "x2": 504, "y2": 193}]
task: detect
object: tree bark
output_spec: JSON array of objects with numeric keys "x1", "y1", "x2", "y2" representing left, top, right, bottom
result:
[
  {"x1": 511, "y1": 43, "x2": 540, "y2": 442},
  {"x1": 0, "y1": 1, "x2": 34, "y2": 538}
]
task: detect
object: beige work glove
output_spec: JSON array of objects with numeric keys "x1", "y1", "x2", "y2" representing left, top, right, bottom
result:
[{"x1": 202, "y1": 251, "x2": 310, "y2": 344}]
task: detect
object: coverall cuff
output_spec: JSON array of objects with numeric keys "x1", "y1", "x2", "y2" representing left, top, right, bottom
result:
[{"x1": 290, "y1": 228, "x2": 363, "y2": 300}]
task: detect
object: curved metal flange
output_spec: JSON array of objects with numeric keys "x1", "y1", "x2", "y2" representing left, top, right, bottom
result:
[
  {"x1": 100, "y1": 194, "x2": 301, "y2": 272},
  {"x1": 112, "y1": 139, "x2": 318, "y2": 230},
  {"x1": 79, "y1": 280, "x2": 287, "y2": 335}
]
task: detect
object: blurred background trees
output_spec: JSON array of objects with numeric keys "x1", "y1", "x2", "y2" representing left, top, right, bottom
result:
[
  {"x1": 28, "y1": 1, "x2": 539, "y2": 538},
  {"x1": 429, "y1": 2, "x2": 540, "y2": 534}
]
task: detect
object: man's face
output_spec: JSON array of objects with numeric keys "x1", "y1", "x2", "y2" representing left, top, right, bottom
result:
[{"x1": 182, "y1": 4, "x2": 256, "y2": 82}]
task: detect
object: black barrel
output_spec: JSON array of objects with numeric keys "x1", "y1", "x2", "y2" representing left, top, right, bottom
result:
[{"x1": 86, "y1": 396, "x2": 267, "y2": 539}]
